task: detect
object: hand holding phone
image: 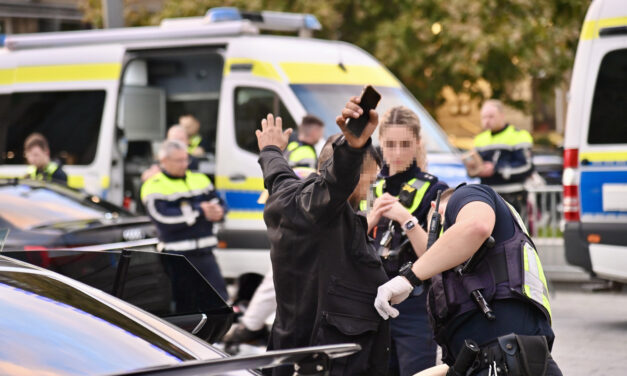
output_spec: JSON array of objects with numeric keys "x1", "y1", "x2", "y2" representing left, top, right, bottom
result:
[
  {"x1": 347, "y1": 85, "x2": 381, "y2": 137},
  {"x1": 336, "y1": 85, "x2": 381, "y2": 149}
]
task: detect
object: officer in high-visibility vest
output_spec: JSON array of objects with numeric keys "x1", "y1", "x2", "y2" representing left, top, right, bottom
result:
[
  {"x1": 23, "y1": 132, "x2": 67, "y2": 185},
  {"x1": 284, "y1": 114, "x2": 324, "y2": 169},
  {"x1": 179, "y1": 114, "x2": 210, "y2": 158},
  {"x1": 375, "y1": 184, "x2": 562, "y2": 375},
  {"x1": 141, "y1": 139, "x2": 228, "y2": 300},
  {"x1": 365, "y1": 106, "x2": 448, "y2": 375},
  {"x1": 473, "y1": 99, "x2": 533, "y2": 218}
]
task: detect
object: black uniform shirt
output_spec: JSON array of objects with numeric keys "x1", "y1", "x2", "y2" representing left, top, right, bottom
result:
[
  {"x1": 442, "y1": 184, "x2": 554, "y2": 356},
  {"x1": 443, "y1": 184, "x2": 514, "y2": 244}
]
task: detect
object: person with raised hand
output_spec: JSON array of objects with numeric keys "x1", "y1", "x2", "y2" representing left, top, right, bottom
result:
[{"x1": 255, "y1": 96, "x2": 389, "y2": 376}]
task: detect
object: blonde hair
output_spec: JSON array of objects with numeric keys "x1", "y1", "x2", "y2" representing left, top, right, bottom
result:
[{"x1": 379, "y1": 106, "x2": 427, "y2": 170}]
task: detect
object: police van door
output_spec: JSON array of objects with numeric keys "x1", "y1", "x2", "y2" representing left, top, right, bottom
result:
[
  {"x1": 215, "y1": 67, "x2": 304, "y2": 277},
  {"x1": 578, "y1": 37, "x2": 627, "y2": 281}
]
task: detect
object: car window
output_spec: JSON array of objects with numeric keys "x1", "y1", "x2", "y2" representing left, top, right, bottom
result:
[
  {"x1": 0, "y1": 90, "x2": 105, "y2": 165},
  {"x1": 588, "y1": 48, "x2": 627, "y2": 145},
  {"x1": 0, "y1": 185, "x2": 109, "y2": 229},
  {"x1": 0, "y1": 269, "x2": 195, "y2": 376},
  {"x1": 234, "y1": 87, "x2": 296, "y2": 154}
]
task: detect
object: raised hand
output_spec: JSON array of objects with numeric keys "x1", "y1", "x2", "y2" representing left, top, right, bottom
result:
[{"x1": 256, "y1": 113, "x2": 293, "y2": 151}]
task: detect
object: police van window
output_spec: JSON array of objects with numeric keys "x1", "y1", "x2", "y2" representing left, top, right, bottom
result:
[
  {"x1": 234, "y1": 87, "x2": 296, "y2": 154},
  {"x1": 588, "y1": 49, "x2": 627, "y2": 144},
  {"x1": 0, "y1": 90, "x2": 105, "y2": 165}
]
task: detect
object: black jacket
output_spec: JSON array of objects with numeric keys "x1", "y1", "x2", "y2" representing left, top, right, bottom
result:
[{"x1": 259, "y1": 138, "x2": 390, "y2": 376}]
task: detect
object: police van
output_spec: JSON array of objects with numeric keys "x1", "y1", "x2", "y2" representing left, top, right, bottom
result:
[
  {"x1": 563, "y1": 0, "x2": 627, "y2": 283},
  {"x1": 0, "y1": 8, "x2": 469, "y2": 279}
]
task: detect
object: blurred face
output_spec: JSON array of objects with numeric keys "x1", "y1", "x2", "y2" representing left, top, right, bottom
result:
[
  {"x1": 24, "y1": 146, "x2": 50, "y2": 169},
  {"x1": 179, "y1": 116, "x2": 200, "y2": 137},
  {"x1": 480, "y1": 103, "x2": 506, "y2": 132},
  {"x1": 349, "y1": 155, "x2": 379, "y2": 204},
  {"x1": 160, "y1": 148, "x2": 188, "y2": 177},
  {"x1": 167, "y1": 126, "x2": 189, "y2": 145},
  {"x1": 299, "y1": 124, "x2": 324, "y2": 145},
  {"x1": 380, "y1": 125, "x2": 418, "y2": 175}
]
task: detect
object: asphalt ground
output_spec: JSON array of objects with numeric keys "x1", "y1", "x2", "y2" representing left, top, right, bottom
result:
[{"x1": 550, "y1": 282, "x2": 627, "y2": 376}]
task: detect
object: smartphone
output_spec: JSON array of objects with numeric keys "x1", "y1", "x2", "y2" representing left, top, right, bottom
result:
[{"x1": 346, "y1": 85, "x2": 381, "y2": 137}]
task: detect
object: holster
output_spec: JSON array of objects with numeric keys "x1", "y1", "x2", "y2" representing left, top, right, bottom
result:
[{"x1": 472, "y1": 333, "x2": 549, "y2": 376}]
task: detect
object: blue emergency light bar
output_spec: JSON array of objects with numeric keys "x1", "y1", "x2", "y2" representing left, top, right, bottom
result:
[{"x1": 205, "y1": 7, "x2": 321, "y2": 35}]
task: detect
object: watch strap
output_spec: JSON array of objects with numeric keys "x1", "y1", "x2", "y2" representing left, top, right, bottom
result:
[{"x1": 399, "y1": 262, "x2": 422, "y2": 287}]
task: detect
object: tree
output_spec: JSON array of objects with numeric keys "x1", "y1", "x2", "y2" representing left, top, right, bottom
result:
[{"x1": 79, "y1": 0, "x2": 590, "y2": 113}]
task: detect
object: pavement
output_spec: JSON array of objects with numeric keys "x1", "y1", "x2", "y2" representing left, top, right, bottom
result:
[{"x1": 550, "y1": 282, "x2": 627, "y2": 375}]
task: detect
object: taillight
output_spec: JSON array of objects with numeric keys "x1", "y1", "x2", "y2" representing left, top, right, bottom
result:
[{"x1": 563, "y1": 148, "x2": 580, "y2": 221}]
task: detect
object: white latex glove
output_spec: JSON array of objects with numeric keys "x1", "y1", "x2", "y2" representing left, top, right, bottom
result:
[{"x1": 374, "y1": 276, "x2": 413, "y2": 320}]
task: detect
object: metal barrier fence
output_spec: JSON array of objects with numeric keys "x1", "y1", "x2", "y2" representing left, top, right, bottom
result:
[{"x1": 525, "y1": 185, "x2": 589, "y2": 282}]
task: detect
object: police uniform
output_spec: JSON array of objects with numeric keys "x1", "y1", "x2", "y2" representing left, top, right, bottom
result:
[
  {"x1": 474, "y1": 124, "x2": 533, "y2": 216},
  {"x1": 284, "y1": 140, "x2": 317, "y2": 169},
  {"x1": 140, "y1": 169, "x2": 228, "y2": 300},
  {"x1": 427, "y1": 184, "x2": 561, "y2": 375},
  {"x1": 26, "y1": 162, "x2": 68, "y2": 185},
  {"x1": 369, "y1": 162, "x2": 448, "y2": 375},
  {"x1": 188, "y1": 134, "x2": 210, "y2": 155}
]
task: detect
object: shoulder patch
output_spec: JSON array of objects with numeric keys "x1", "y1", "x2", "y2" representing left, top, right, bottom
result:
[{"x1": 417, "y1": 172, "x2": 437, "y2": 182}]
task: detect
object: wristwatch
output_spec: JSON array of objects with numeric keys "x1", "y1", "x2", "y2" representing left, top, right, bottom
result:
[
  {"x1": 399, "y1": 262, "x2": 422, "y2": 287},
  {"x1": 402, "y1": 216, "x2": 419, "y2": 233}
]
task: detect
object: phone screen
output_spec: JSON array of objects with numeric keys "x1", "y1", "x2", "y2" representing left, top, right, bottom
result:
[{"x1": 347, "y1": 85, "x2": 382, "y2": 137}]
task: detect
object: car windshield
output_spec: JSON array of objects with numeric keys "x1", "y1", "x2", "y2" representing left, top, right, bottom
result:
[
  {"x1": 0, "y1": 268, "x2": 195, "y2": 376},
  {"x1": 290, "y1": 84, "x2": 454, "y2": 153},
  {"x1": 0, "y1": 184, "x2": 109, "y2": 230}
]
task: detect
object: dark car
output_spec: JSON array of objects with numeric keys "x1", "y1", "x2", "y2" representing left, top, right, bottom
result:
[
  {"x1": 0, "y1": 255, "x2": 358, "y2": 376},
  {"x1": 3, "y1": 248, "x2": 233, "y2": 343},
  {"x1": 0, "y1": 178, "x2": 157, "y2": 249}
]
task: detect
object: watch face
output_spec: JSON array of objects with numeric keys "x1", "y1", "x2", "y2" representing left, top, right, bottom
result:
[{"x1": 405, "y1": 221, "x2": 415, "y2": 230}]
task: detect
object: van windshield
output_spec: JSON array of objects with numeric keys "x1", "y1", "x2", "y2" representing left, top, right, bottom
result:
[{"x1": 290, "y1": 84, "x2": 454, "y2": 153}]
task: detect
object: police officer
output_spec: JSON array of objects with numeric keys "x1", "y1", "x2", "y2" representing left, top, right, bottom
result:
[
  {"x1": 474, "y1": 100, "x2": 533, "y2": 217},
  {"x1": 366, "y1": 106, "x2": 448, "y2": 375},
  {"x1": 284, "y1": 114, "x2": 324, "y2": 169},
  {"x1": 141, "y1": 139, "x2": 228, "y2": 300},
  {"x1": 23, "y1": 133, "x2": 68, "y2": 185},
  {"x1": 179, "y1": 114, "x2": 210, "y2": 157},
  {"x1": 374, "y1": 184, "x2": 562, "y2": 375}
]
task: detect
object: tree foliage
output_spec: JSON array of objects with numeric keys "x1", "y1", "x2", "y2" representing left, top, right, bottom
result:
[{"x1": 82, "y1": 0, "x2": 591, "y2": 112}]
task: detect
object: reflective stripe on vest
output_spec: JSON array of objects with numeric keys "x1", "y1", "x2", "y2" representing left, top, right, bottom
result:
[
  {"x1": 502, "y1": 195, "x2": 552, "y2": 321},
  {"x1": 359, "y1": 200, "x2": 367, "y2": 212},
  {"x1": 140, "y1": 171, "x2": 214, "y2": 227},
  {"x1": 523, "y1": 241, "x2": 552, "y2": 320},
  {"x1": 285, "y1": 141, "x2": 317, "y2": 169},
  {"x1": 474, "y1": 124, "x2": 533, "y2": 151},
  {"x1": 27, "y1": 162, "x2": 59, "y2": 181},
  {"x1": 374, "y1": 178, "x2": 431, "y2": 214},
  {"x1": 188, "y1": 135, "x2": 202, "y2": 153}
]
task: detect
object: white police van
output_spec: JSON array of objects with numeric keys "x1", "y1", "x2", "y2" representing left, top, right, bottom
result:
[
  {"x1": 563, "y1": 0, "x2": 627, "y2": 282},
  {"x1": 0, "y1": 8, "x2": 469, "y2": 279}
]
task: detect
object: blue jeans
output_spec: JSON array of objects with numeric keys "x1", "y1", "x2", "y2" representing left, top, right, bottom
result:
[{"x1": 389, "y1": 289, "x2": 437, "y2": 376}]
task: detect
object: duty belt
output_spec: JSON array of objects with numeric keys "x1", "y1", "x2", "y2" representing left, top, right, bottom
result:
[{"x1": 158, "y1": 235, "x2": 217, "y2": 252}]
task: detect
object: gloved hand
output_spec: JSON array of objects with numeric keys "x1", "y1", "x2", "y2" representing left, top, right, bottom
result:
[{"x1": 374, "y1": 276, "x2": 413, "y2": 320}]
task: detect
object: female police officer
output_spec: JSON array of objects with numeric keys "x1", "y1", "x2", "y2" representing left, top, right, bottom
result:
[
  {"x1": 375, "y1": 184, "x2": 562, "y2": 375},
  {"x1": 365, "y1": 106, "x2": 448, "y2": 375}
]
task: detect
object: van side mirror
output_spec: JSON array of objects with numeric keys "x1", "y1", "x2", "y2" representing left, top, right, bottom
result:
[{"x1": 117, "y1": 86, "x2": 166, "y2": 141}]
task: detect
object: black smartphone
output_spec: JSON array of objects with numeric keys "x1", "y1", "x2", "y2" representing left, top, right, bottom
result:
[{"x1": 346, "y1": 85, "x2": 381, "y2": 137}]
